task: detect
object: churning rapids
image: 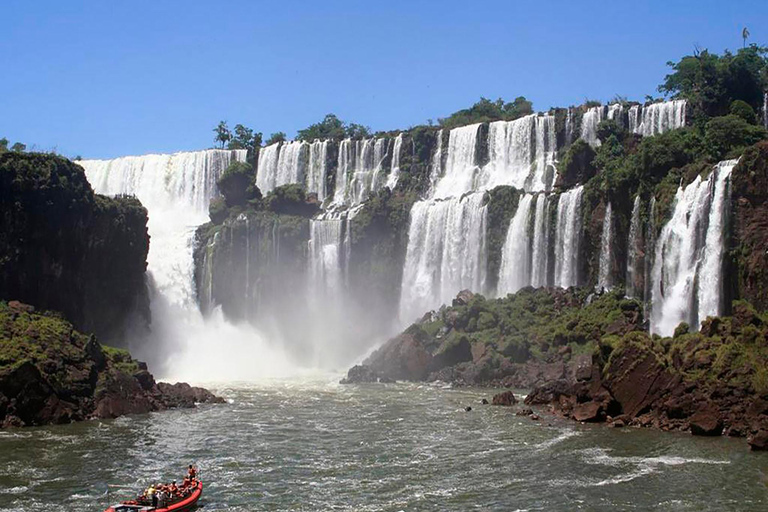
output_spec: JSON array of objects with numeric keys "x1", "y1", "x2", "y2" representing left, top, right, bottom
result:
[{"x1": 0, "y1": 377, "x2": 766, "y2": 511}]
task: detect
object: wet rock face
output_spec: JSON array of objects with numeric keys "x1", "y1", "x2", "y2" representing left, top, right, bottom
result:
[{"x1": 491, "y1": 390, "x2": 517, "y2": 406}]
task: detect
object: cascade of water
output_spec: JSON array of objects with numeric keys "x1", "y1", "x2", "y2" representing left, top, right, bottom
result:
[
  {"x1": 764, "y1": 92, "x2": 768, "y2": 130},
  {"x1": 565, "y1": 108, "x2": 574, "y2": 146},
  {"x1": 399, "y1": 193, "x2": 487, "y2": 321},
  {"x1": 428, "y1": 130, "x2": 444, "y2": 194},
  {"x1": 644, "y1": 196, "x2": 657, "y2": 311},
  {"x1": 497, "y1": 195, "x2": 535, "y2": 295},
  {"x1": 80, "y1": 150, "x2": 297, "y2": 379},
  {"x1": 650, "y1": 160, "x2": 737, "y2": 336},
  {"x1": 386, "y1": 134, "x2": 403, "y2": 189},
  {"x1": 275, "y1": 141, "x2": 308, "y2": 190},
  {"x1": 530, "y1": 193, "x2": 551, "y2": 287},
  {"x1": 479, "y1": 114, "x2": 557, "y2": 192},
  {"x1": 581, "y1": 106, "x2": 605, "y2": 147},
  {"x1": 255, "y1": 143, "x2": 281, "y2": 194},
  {"x1": 625, "y1": 195, "x2": 643, "y2": 299},
  {"x1": 368, "y1": 138, "x2": 390, "y2": 193},
  {"x1": 432, "y1": 124, "x2": 481, "y2": 199},
  {"x1": 630, "y1": 100, "x2": 687, "y2": 137},
  {"x1": 306, "y1": 140, "x2": 329, "y2": 202},
  {"x1": 597, "y1": 202, "x2": 613, "y2": 291},
  {"x1": 333, "y1": 137, "x2": 392, "y2": 206},
  {"x1": 333, "y1": 139, "x2": 353, "y2": 206},
  {"x1": 309, "y1": 213, "x2": 347, "y2": 300},
  {"x1": 553, "y1": 186, "x2": 584, "y2": 288}
]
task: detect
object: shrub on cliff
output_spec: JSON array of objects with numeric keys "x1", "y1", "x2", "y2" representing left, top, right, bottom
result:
[
  {"x1": 704, "y1": 115, "x2": 767, "y2": 160},
  {"x1": 297, "y1": 113, "x2": 371, "y2": 141},
  {"x1": 217, "y1": 161, "x2": 261, "y2": 207},
  {"x1": 263, "y1": 184, "x2": 320, "y2": 217},
  {"x1": 557, "y1": 139, "x2": 596, "y2": 188},
  {"x1": 438, "y1": 96, "x2": 533, "y2": 129}
]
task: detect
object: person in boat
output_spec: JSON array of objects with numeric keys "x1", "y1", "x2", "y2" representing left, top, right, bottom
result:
[
  {"x1": 169, "y1": 480, "x2": 179, "y2": 497},
  {"x1": 182, "y1": 476, "x2": 191, "y2": 488},
  {"x1": 147, "y1": 484, "x2": 158, "y2": 508},
  {"x1": 187, "y1": 464, "x2": 197, "y2": 481}
]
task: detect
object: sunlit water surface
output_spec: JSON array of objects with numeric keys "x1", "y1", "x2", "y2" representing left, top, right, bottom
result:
[{"x1": 1, "y1": 376, "x2": 767, "y2": 511}]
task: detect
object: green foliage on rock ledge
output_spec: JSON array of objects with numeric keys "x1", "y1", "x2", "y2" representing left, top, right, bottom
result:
[
  {"x1": 297, "y1": 114, "x2": 371, "y2": 141},
  {"x1": 439, "y1": 97, "x2": 534, "y2": 129}
]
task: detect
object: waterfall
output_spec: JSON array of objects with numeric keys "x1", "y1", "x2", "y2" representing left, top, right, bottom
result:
[
  {"x1": 625, "y1": 196, "x2": 643, "y2": 299},
  {"x1": 530, "y1": 193, "x2": 551, "y2": 287},
  {"x1": 643, "y1": 196, "x2": 657, "y2": 312},
  {"x1": 565, "y1": 108, "x2": 575, "y2": 146},
  {"x1": 306, "y1": 140, "x2": 329, "y2": 202},
  {"x1": 479, "y1": 114, "x2": 557, "y2": 192},
  {"x1": 255, "y1": 143, "x2": 280, "y2": 194},
  {"x1": 629, "y1": 100, "x2": 687, "y2": 137},
  {"x1": 399, "y1": 194, "x2": 487, "y2": 321},
  {"x1": 79, "y1": 150, "x2": 294, "y2": 379},
  {"x1": 386, "y1": 134, "x2": 403, "y2": 189},
  {"x1": 275, "y1": 141, "x2": 308, "y2": 190},
  {"x1": 498, "y1": 194, "x2": 535, "y2": 295},
  {"x1": 309, "y1": 213, "x2": 347, "y2": 302},
  {"x1": 333, "y1": 137, "x2": 393, "y2": 206},
  {"x1": 581, "y1": 106, "x2": 605, "y2": 147},
  {"x1": 597, "y1": 202, "x2": 613, "y2": 291},
  {"x1": 553, "y1": 186, "x2": 584, "y2": 288},
  {"x1": 650, "y1": 159, "x2": 737, "y2": 336},
  {"x1": 763, "y1": 92, "x2": 768, "y2": 130},
  {"x1": 428, "y1": 130, "x2": 444, "y2": 193},
  {"x1": 81, "y1": 150, "x2": 246, "y2": 308}
]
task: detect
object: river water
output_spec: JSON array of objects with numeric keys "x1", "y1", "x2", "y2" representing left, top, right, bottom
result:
[{"x1": 1, "y1": 376, "x2": 766, "y2": 511}]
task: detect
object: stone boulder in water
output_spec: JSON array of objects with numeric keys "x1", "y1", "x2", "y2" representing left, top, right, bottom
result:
[{"x1": 491, "y1": 390, "x2": 517, "y2": 406}]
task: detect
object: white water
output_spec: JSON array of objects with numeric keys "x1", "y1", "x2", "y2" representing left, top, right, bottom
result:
[
  {"x1": 581, "y1": 106, "x2": 605, "y2": 147},
  {"x1": 399, "y1": 194, "x2": 487, "y2": 322},
  {"x1": 333, "y1": 137, "x2": 396, "y2": 207},
  {"x1": 255, "y1": 143, "x2": 280, "y2": 194},
  {"x1": 480, "y1": 114, "x2": 557, "y2": 192},
  {"x1": 306, "y1": 140, "x2": 329, "y2": 202},
  {"x1": 628, "y1": 100, "x2": 687, "y2": 137},
  {"x1": 530, "y1": 194, "x2": 551, "y2": 287},
  {"x1": 79, "y1": 150, "x2": 294, "y2": 379},
  {"x1": 432, "y1": 124, "x2": 481, "y2": 199},
  {"x1": 597, "y1": 202, "x2": 613, "y2": 292},
  {"x1": 498, "y1": 194, "x2": 534, "y2": 295},
  {"x1": 625, "y1": 196, "x2": 642, "y2": 299},
  {"x1": 386, "y1": 134, "x2": 403, "y2": 189},
  {"x1": 553, "y1": 186, "x2": 584, "y2": 288},
  {"x1": 650, "y1": 160, "x2": 736, "y2": 336}
]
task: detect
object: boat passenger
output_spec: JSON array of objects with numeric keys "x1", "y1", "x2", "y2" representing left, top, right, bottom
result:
[
  {"x1": 188, "y1": 464, "x2": 197, "y2": 481},
  {"x1": 170, "y1": 481, "x2": 179, "y2": 496}
]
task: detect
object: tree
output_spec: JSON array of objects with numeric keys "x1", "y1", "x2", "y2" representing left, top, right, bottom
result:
[
  {"x1": 296, "y1": 114, "x2": 371, "y2": 141},
  {"x1": 265, "y1": 132, "x2": 286, "y2": 145},
  {"x1": 216, "y1": 161, "x2": 260, "y2": 207},
  {"x1": 213, "y1": 121, "x2": 232, "y2": 149},
  {"x1": 10, "y1": 142, "x2": 26, "y2": 153},
  {"x1": 228, "y1": 124, "x2": 262, "y2": 151},
  {"x1": 704, "y1": 114, "x2": 767, "y2": 160},
  {"x1": 743, "y1": 27, "x2": 750, "y2": 49},
  {"x1": 438, "y1": 96, "x2": 534, "y2": 129},
  {"x1": 0, "y1": 138, "x2": 8, "y2": 153}
]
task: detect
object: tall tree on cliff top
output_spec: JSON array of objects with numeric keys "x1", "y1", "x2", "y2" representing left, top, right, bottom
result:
[
  {"x1": 213, "y1": 121, "x2": 232, "y2": 149},
  {"x1": 228, "y1": 124, "x2": 262, "y2": 151},
  {"x1": 743, "y1": 27, "x2": 750, "y2": 49}
]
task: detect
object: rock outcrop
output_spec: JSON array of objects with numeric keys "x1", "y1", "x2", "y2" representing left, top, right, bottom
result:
[
  {"x1": 0, "y1": 301, "x2": 222, "y2": 428},
  {"x1": 0, "y1": 152, "x2": 150, "y2": 346}
]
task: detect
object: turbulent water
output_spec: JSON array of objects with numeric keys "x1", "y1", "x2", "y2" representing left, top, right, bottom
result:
[
  {"x1": 596, "y1": 202, "x2": 613, "y2": 292},
  {"x1": 1, "y1": 378, "x2": 766, "y2": 512}
]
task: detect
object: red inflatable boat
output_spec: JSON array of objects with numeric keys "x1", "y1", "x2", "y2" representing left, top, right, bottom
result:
[{"x1": 104, "y1": 480, "x2": 202, "y2": 512}]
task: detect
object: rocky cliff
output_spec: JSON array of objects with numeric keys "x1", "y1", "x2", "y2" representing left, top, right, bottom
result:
[
  {"x1": 0, "y1": 301, "x2": 222, "y2": 427},
  {"x1": 0, "y1": 152, "x2": 150, "y2": 345}
]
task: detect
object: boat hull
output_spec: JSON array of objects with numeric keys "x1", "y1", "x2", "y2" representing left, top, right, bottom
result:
[{"x1": 105, "y1": 481, "x2": 203, "y2": 512}]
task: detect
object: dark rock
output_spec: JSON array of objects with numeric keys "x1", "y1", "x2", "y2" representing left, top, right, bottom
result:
[
  {"x1": 748, "y1": 430, "x2": 768, "y2": 450},
  {"x1": 530, "y1": 414, "x2": 540, "y2": 421},
  {"x1": 465, "y1": 406, "x2": 472, "y2": 412},
  {"x1": 516, "y1": 407, "x2": 534, "y2": 416},
  {"x1": 492, "y1": 390, "x2": 517, "y2": 406},
  {"x1": 572, "y1": 401, "x2": 603, "y2": 422},
  {"x1": 481, "y1": 398, "x2": 489, "y2": 405},
  {"x1": 689, "y1": 406, "x2": 724, "y2": 436},
  {"x1": 340, "y1": 365, "x2": 380, "y2": 384}
]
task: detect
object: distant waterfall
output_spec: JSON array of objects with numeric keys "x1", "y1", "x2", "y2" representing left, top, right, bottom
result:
[
  {"x1": 428, "y1": 129, "x2": 444, "y2": 193},
  {"x1": 650, "y1": 160, "x2": 736, "y2": 336},
  {"x1": 625, "y1": 196, "x2": 643, "y2": 299},
  {"x1": 309, "y1": 213, "x2": 348, "y2": 299},
  {"x1": 628, "y1": 100, "x2": 687, "y2": 137},
  {"x1": 581, "y1": 106, "x2": 605, "y2": 147},
  {"x1": 479, "y1": 114, "x2": 557, "y2": 192},
  {"x1": 306, "y1": 140, "x2": 329, "y2": 202},
  {"x1": 498, "y1": 195, "x2": 535, "y2": 294},
  {"x1": 255, "y1": 143, "x2": 280, "y2": 194},
  {"x1": 565, "y1": 108, "x2": 575, "y2": 146},
  {"x1": 386, "y1": 134, "x2": 403, "y2": 189},
  {"x1": 530, "y1": 194, "x2": 551, "y2": 287},
  {"x1": 432, "y1": 124, "x2": 481, "y2": 198},
  {"x1": 596, "y1": 202, "x2": 613, "y2": 291},
  {"x1": 554, "y1": 186, "x2": 584, "y2": 288},
  {"x1": 332, "y1": 137, "x2": 396, "y2": 207}
]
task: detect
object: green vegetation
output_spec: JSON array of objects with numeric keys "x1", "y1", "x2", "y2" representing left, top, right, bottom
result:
[
  {"x1": 438, "y1": 97, "x2": 534, "y2": 129},
  {"x1": 297, "y1": 113, "x2": 371, "y2": 141},
  {"x1": 213, "y1": 121, "x2": 262, "y2": 151},
  {"x1": 216, "y1": 161, "x2": 260, "y2": 208},
  {"x1": 265, "y1": 132, "x2": 287, "y2": 145},
  {"x1": 409, "y1": 288, "x2": 641, "y2": 364},
  {"x1": 659, "y1": 45, "x2": 768, "y2": 122}
]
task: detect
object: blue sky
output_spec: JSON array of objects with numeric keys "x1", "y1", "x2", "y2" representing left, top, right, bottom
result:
[{"x1": 1, "y1": 0, "x2": 766, "y2": 159}]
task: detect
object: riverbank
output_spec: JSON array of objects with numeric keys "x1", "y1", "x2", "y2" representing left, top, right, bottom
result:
[{"x1": 0, "y1": 301, "x2": 222, "y2": 428}]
